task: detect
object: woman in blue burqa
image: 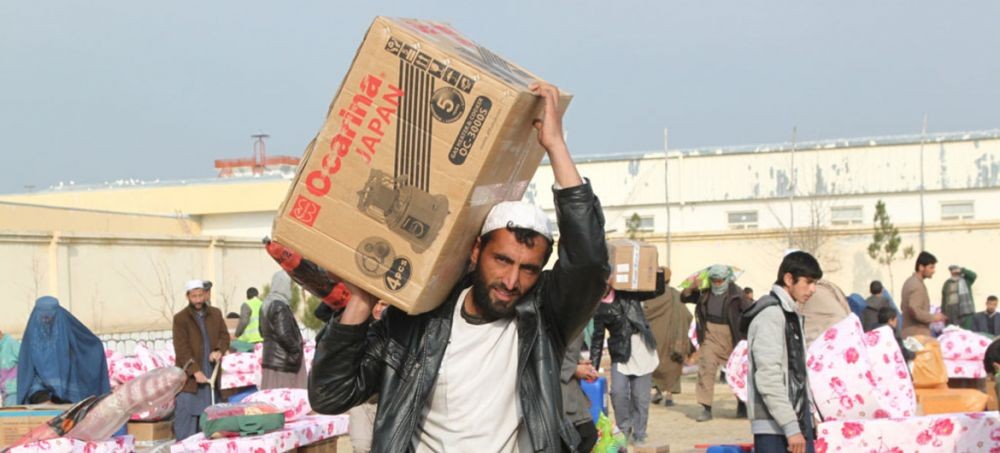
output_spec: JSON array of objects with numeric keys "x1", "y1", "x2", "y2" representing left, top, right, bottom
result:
[{"x1": 17, "y1": 296, "x2": 110, "y2": 404}]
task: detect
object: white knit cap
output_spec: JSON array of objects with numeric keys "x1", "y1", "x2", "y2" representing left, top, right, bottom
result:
[
  {"x1": 481, "y1": 201, "x2": 553, "y2": 240},
  {"x1": 185, "y1": 280, "x2": 204, "y2": 293}
]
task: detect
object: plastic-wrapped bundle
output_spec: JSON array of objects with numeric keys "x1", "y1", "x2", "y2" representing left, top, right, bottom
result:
[
  {"x1": 10, "y1": 367, "x2": 187, "y2": 447},
  {"x1": 199, "y1": 402, "x2": 285, "y2": 438},
  {"x1": 244, "y1": 388, "x2": 312, "y2": 422},
  {"x1": 68, "y1": 366, "x2": 187, "y2": 441}
]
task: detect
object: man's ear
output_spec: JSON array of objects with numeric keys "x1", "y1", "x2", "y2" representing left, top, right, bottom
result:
[{"x1": 470, "y1": 237, "x2": 482, "y2": 266}]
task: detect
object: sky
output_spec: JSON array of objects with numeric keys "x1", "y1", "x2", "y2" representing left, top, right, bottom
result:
[{"x1": 2, "y1": 1, "x2": 999, "y2": 194}]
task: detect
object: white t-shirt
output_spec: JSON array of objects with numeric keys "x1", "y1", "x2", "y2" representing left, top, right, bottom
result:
[
  {"x1": 616, "y1": 333, "x2": 660, "y2": 376},
  {"x1": 413, "y1": 288, "x2": 531, "y2": 452}
]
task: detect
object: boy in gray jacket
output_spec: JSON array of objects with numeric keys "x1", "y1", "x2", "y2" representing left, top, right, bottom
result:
[{"x1": 742, "y1": 251, "x2": 822, "y2": 453}]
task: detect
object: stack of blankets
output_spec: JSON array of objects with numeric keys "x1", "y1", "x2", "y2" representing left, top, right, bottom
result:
[
  {"x1": 104, "y1": 340, "x2": 318, "y2": 420},
  {"x1": 725, "y1": 314, "x2": 998, "y2": 452}
]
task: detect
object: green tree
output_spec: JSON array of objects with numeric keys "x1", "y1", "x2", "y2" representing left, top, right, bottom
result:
[
  {"x1": 262, "y1": 282, "x2": 318, "y2": 329},
  {"x1": 867, "y1": 200, "x2": 915, "y2": 292},
  {"x1": 262, "y1": 282, "x2": 301, "y2": 313},
  {"x1": 626, "y1": 212, "x2": 642, "y2": 239},
  {"x1": 301, "y1": 295, "x2": 326, "y2": 331}
]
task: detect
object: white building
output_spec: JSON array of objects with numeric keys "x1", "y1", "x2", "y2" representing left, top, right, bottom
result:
[
  {"x1": 3, "y1": 129, "x2": 1000, "y2": 334},
  {"x1": 526, "y1": 129, "x2": 1000, "y2": 299}
]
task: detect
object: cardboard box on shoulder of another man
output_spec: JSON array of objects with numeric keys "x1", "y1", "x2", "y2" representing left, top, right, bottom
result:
[
  {"x1": 271, "y1": 17, "x2": 572, "y2": 314},
  {"x1": 607, "y1": 240, "x2": 658, "y2": 292}
]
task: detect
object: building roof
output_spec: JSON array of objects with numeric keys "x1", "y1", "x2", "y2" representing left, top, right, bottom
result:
[
  {"x1": 0, "y1": 176, "x2": 292, "y2": 216},
  {"x1": 569, "y1": 128, "x2": 1000, "y2": 164},
  {"x1": 3, "y1": 129, "x2": 998, "y2": 216}
]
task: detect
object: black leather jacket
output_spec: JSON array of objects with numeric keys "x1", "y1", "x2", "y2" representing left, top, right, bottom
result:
[
  {"x1": 308, "y1": 182, "x2": 609, "y2": 453},
  {"x1": 590, "y1": 282, "x2": 664, "y2": 367},
  {"x1": 260, "y1": 272, "x2": 304, "y2": 373}
]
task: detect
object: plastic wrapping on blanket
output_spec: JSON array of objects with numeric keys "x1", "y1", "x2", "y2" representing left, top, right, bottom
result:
[
  {"x1": 200, "y1": 402, "x2": 285, "y2": 439},
  {"x1": 67, "y1": 366, "x2": 187, "y2": 441},
  {"x1": 11, "y1": 367, "x2": 186, "y2": 447},
  {"x1": 912, "y1": 339, "x2": 949, "y2": 389}
]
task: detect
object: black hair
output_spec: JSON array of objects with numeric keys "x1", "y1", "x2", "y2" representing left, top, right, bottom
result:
[
  {"x1": 247, "y1": 287, "x2": 259, "y2": 299},
  {"x1": 984, "y1": 338, "x2": 1000, "y2": 377},
  {"x1": 743, "y1": 287, "x2": 754, "y2": 295},
  {"x1": 479, "y1": 226, "x2": 554, "y2": 264},
  {"x1": 988, "y1": 295, "x2": 998, "y2": 302},
  {"x1": 774, "y1": 251, "x2": 823, "y2": 286},
  {"x1": 915, "y1": 251, "x2": 937, "y2": 271},
  {"x1": 877, "y1": 306, "x2": 897, "y2": 324},
  {"x1": 226, "y1": 312, "x2": 240, "y2": 319},
  {"x1": 869, "y1": 280, "x2": 883, "y2": 295}
]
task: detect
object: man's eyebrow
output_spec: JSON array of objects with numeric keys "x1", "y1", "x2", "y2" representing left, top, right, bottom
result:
[
  {"x1": 520, "y1": 263, "x2": 543, "y2": 272},
  {"x1": 493, "y1": 252, "x2": 515, "y2": 263}
]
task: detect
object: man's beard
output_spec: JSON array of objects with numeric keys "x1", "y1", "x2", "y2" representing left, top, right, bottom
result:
[{"x1": 470, "y1": 264, "x2": 521, "y2": 322}]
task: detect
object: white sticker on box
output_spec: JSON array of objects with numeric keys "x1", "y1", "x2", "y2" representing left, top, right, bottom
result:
[
  {"x1": 470, "y1": 183, "x2": 505, "y2": 207},
  {"x1": 616, "y1": 263, "x2": 630, "y2": 273},
  {"x1": 616, "y1": 273, "x2": 629, "y2": 283}
]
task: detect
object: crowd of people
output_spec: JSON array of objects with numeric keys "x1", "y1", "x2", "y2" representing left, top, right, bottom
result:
[{"x1": 3, "y1": 81, "x2": 999, "y2": 453}]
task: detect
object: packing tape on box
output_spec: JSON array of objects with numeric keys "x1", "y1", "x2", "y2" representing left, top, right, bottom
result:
[
  {"x1": 629, "y1": 240, "x2": 640, "y2": 290},
  {"x1": 471, "y1": 180, "x2": 531, "y2": 207}
]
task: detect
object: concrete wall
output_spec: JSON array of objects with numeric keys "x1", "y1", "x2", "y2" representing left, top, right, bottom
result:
[{"x1": 1, "y1": 231, "x2": 281, "y2": 337}]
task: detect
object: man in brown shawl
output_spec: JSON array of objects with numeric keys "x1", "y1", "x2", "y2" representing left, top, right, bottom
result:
[{"x1": 643, "y1": 267, "x2": 693, "y2": 406}]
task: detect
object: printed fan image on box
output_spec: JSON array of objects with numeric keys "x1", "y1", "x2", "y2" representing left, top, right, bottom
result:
[{"x1": 356, "y1": 169, "x2": 448, "y2": 253}]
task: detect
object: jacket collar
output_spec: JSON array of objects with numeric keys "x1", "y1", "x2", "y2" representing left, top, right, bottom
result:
[{"x1": 770, "y1": 284, "x2": 799, "y2": 313}]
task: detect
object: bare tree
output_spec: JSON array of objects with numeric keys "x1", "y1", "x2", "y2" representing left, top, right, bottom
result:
[
  {"x1": 764, "y1": 196, "x2": 842, "y2": 273},
  {"x1": 116, "y1": 255, "x2": 182, "y2": 326},
  {"x1": 29, "y1": 254, "x2": 44, "y2": 301}
]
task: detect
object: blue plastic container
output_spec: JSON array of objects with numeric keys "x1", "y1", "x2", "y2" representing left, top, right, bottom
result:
[
  {"x1": 579, "y1": 376, "x2": 606, "y2": 424},
  {"x1": 227, "y1": 385, "x2": 259, "y2": 403},
  {"x1": 706, "y1": 446, "x2": 747, "y2": 453}
]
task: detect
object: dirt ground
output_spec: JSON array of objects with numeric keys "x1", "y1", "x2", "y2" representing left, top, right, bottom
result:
[{"x1": 334, "y1": 375, "x2": 752, "y2": 452}]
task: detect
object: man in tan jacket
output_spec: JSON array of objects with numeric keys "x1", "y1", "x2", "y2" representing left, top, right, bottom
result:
[{"x1": 901, "y1": 251, "x2": 945, "y2": 338}]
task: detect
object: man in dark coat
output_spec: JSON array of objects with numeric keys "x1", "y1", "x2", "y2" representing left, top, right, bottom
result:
[
  {"x1": 172, "y1": 279, "x2": 230, "y2": 440},
  {"x1": 972, "y1": 295, "x2": 1000, "y2": 336},
  {"x1": 260, "y1": 271, "x2": 306, "y2": 389}
]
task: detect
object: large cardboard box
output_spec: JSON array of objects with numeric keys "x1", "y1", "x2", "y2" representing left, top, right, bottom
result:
[
  {"x1": 273, "y1": 17, "x2": 570, "y2": 314},
  {"x1": 127, "y1": 420, "x2": 173, "y2": 446},
  {"x1": 607, "y1": 240, "x2": 658, "y2": 291},
  {"x1": 0, "y1": 406, "x2": 66, "y2": 449}
]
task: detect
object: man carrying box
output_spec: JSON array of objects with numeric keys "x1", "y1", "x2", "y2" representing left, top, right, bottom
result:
[{"x1": 309, "y1": 82, "x2": 610, "y2": 453}]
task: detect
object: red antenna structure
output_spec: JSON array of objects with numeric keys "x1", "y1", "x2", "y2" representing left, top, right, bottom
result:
[{"x1": 215, "y1": 133, "x2": 299, "y2": 178}]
